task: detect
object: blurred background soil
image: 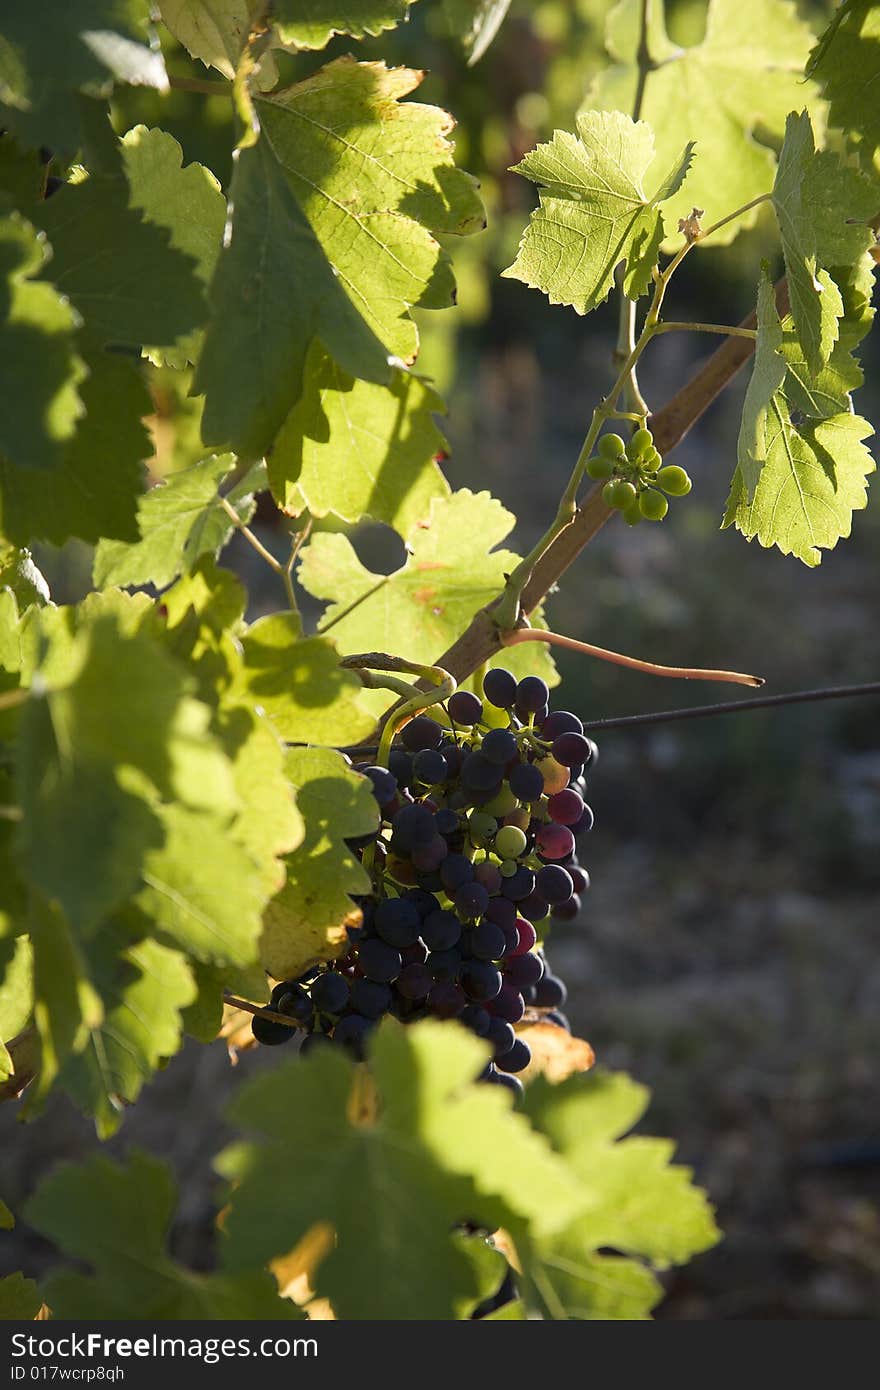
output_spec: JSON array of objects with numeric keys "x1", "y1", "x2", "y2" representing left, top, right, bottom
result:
[{"x1": 2, "y1": 0, "x2": 879, "y2": 1318}]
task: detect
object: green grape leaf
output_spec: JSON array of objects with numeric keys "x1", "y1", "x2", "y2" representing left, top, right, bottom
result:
[
  {"x1": 0, "y1": 349, "x2": 149, "y2": 549},
  {"x1": 269, "y1": 342, "x2": 450, "y2": 534},
  {"x1": 273, "y1": 1, "x2": 420, "y2": 49},
  {"x1": 157, "y1": 2, "x2": 254, "y2": 78},
  {"x1": 37, "y1": 173, "x2": 205, "y2": 353},
  {"x1": 260, "y1": 746, "x2": 378, "y2": 980},
  {"x1": 298, "y1": 490, "x2": 557, "y2": 702},
  {"x1": 0, "y1": 1272, "x2": 42, "y2": 1320},
  {"x1": 0, "y1": 542, "x2": 49, "y2": 608},
  {"x1": 59, "y1": 926, "x2": 196, "y2": 1138},
  {"x1": 221, "y1": 1020, "x2": 585, "y2": 1319},
  {"x1": 231, "y1": 613, "x2": 375, "y2": 745},
  {"x1": 737, "y1": 273, "x2": 787, "y2": 501},
  {"x1": 724, "y1": 402, "x2": 875, "y2": 566},
  {"x1": 443, "y1": 0, "x2": 513, "y2": 64},
  {"x1": 808, "y1": 0, "x2": 880, "y2": 163},
  {"x1": 17, "y1": 608, "x2": 238, "y2": 934},
  {"x1": 93, "y1": 454, "x2": 255, "y2": 591},
  {"x1": 0, "y1": 214, "x2": 87, "y2": 473},
  {"x1": 0, "y1": 1, "x2": 167, "y2": 157},
  {"x1": 779, "y1": 255, "x2": 876, "y2": 423},
  {"x1": 27, "y1": 895, "x2": 104, "y2": 1106},
  {"x1": 24, "y1": 1150, "x2": 303, "y2": 1319},
  {"x1": 502, "y1": 111, "x2": 693, "y2": 312},
  {"x1": 219, "y1": 704, "x2": 305, "y2": 897},
  {"x1": 120, "y1": 125, "x2": 226, "y2": 369},
  {"x1": 586, "y1": 0, "x2": 818, "y2": 244},
  {"x1": 519, "y1": 1070, "x2": 719, "y2": 1318},
  {"x1": 0, "y1": 935, "x2": 33, "y2": 1082},
  {"x1": 161, "y1": 556, "x2": 246, "y2": 702}
]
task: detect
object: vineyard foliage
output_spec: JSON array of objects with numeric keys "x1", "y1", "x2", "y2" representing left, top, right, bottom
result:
[{"x1": 0, "y1": 0, "x2": 877, "y2": 1320}]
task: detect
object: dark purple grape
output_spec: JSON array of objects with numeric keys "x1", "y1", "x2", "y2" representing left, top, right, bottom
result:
[
  {"x1": 460, "y1": 1003, "x2": 491, "y2": 1036},
  {"x1": 547, "y1": 788, "x2": 584, "y2": 826},
  {"x1": 500, "y1": 921, "x2": 520, "y2": 955},
  {"x1": 584, "y1": 738, "x2": 598, "y2": 767},
  {"x1": 273, "y1": 984, "x2": 315, "y2": 1024},
  {"x1": 358, "y1": 938, "x2": 402, "y2": 983},
  {"x1": 350, "y1": 978, "x2": 392, "y2": 1018},
  {"x1": 462, "y1": 751, "x2": 501, "y2": 792},
  {"x1": 500, "y1": 866, "x2": 535, "y2": 902},
  {"x1": 545, "y1": 1009, "x2": 571, "y2": 1031},
  {"x1": 391, "y1": 802, "x2": 436, "y2": 850},
  {"x1": 551, "y1": 732, "x2": 591, "y2": 767},
  {"x1": 310, "y1": 971, "x2": 351, "y2": 1014},
  {"x1": 411, "y1": 834, "x2": 449, "y2": 872},
  {"x1": 455, "y1": 881, "x2": 490, "y2": 919},
  {"x1": 448, "y1": 690, "x2": 483, "y2": 725},
  {"x1": 510, "y1": 919, "x2": 537, "y2": 955},
  {"x1": 388, "y1": 749, "x2": 413, "y2": 787},
  {"x1": 519, "y1": 891, "x2": 550, "y2": 923},
  {"x1": 401, "y1": 716, "x2": 444, "y2": 751},
  {"x1": 536, "y1": 823, "x2": 576, "y2": 861},
  {"x1": 540, "y1": 710, "x2": 584, "y2": 739},
  {"x1": 534, "y1": 974, "x2": 568, "y2": 1008},
  {"x1": 490, "y1": 984, "x2": 526, "y2": 1024},
  {"x1": 412, "y1": 748, "x2": 448, "y2": 786},
  {"x1": 300, "y1": 1030, "x2": 333, "y2": 1055},
  {"x1": 428, "y1": 981, "x2": 466, "y2": 1018},
  {"x1": 568, "y1": 866, "x2": 589, "y2": 895},
  {"x1": 490, "y1": 1070, "x2": 524, "y2": 1097},
  {"x1": 422, "y1": 909, "x2": 462, "y2": 951},
  {"x1": 474, "y1": 861, "x2": 502, "y2": 895},
  {"x1": 486, "y1": 1016, "x2": 516, "y2": 1058},
  {"x1": 403, "y1": 888, "x2": 440, "y2": 919},
  {"x1": 496, "y1": 1038, "x2": 531, "y2": 1074},
  {"x1": 416, "y1": 871, "x2": 444, "y2": 893},
  {"x1": 375, "y1": 897, "x2": 421, "y2": 948},
  {"x1": 516, "y1": 676, "x2": 549, "y2": 714},
  {"x1": 461, "y1": 960, "x2": 503, "y2": 1001},
  {"x1": 536, "y1": 864, "x2": 574, "y2": 905},
  {"x1": 439, "y1": 741, "x2": 463, "y2": 777},
  {"x1": 481, "y1": 728, "x2": 518, "y2": 765},
  {"x1": 440, "y1": 853, "x2": 474, "y2": 891},
  {"x1": 503, "y1": 951, "x2": 544, "y2": 989},
  {"x1": 396, "y1": 962, "x2": 432, "y2": 999},
  {"x1": 483, "y1": 667, "x2": 517, "y2": 708},
  {"x1": 427, "y1": 948, "x2": 462, "y2": 981},
  {"x1": 550, "y1": 894, "x2": 581, "y2": 922},
  {"x1": 333, "y1": 1013, "x2": 372, "y2": 1057},
  {"x1": 572, "y1": 804, "x2": 595, "y2": 835},
  {"x1": 508, "y1": 762, "x2": 545, "y2": 802},
  {"x1": 485, "y1": 895, "x2": 517, "y2": 929},
  {"x1": 252, "y1": 1014, "x2": 296, "y2": 1046},
  {"x1": 470, "y1": 920, "x2": 507, "y2": 960},
  {"x1": 401, "y1": 938, "x2": 428, "y2": 966},
  {"x1": 359, "y1": 764, "x2": 397, "y2": 806},
  {"x1": 434, "y1": 807, "x2": 460, "y2": 837}
]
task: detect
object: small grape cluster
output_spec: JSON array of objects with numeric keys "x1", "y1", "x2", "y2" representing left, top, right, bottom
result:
[
  {"x1": 252, "y1": 668, "x2": 596, "y2": 1097},
  {"x1": 587, "y1": 427, "x2": 692, "y2": 527}
]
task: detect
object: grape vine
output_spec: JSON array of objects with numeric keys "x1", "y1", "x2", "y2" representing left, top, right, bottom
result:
[{"x1": 0, "y1": 0, "x2": 877, "y2": 1325}]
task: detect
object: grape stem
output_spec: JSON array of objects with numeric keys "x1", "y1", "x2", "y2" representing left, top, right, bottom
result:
[
  {"x1": 218, "y1": 495, "x2": 299, "y2": 613},
  {"x1": 653, "y1": 322, "x2": 758, "y2": 339},
  {"x1": 502, "y1": 627, "x2": 764, "y2": 688},
  {"x1": 339, "y1": 652, "x2": 457, "y2": 766},
  {"x1": 223, "y1": 992, "x2": 303, "y2": 1030}
]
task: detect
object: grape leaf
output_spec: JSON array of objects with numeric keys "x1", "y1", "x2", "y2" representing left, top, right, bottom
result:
[
  {"x1": 260, "y1": 746, "x2": 378, "y2": 980},
  {"x1": 519, "y1": 1070, "x2": 720, "y2": 1319},
  {"x1": 297, "y1": 490, "x2": 557, "y2": 698},
  {"x1": 37, "y1": 172, "x2": 205, "y2": 352},
  {"x1": 24, "y1": 1150, "x2": 303, "y2": 1319},
  {"x1": 727, "y1": 270, "x2": 876, "y2": 564},
  {"x1": 0, "y1": 349, "x2": 149, "y2": 548},
  {"x1": 219, "y1": 704, "x2": 305, "y2": 897},
  {"x1": 59, "y1": 925, "x2": 196, "y2": 1138},
  {"x1": 586, "y1": 0, "x2": 818, "y2": 244},
  {"x1": 808, "y1": 0, "x2": 880, "y2": 164},
  {"x1": 0, "y1": 543, "x2": 49, "y2": 608},
  {"x1": 503, "y1": 111, "x2": 692, "y2": 312},
  {"x1": 443, "y1": 0, "x2": 512, "y2": 64},
  {"x1": 0, "y1": 0, "x2": 167, "y2": 157},
  {"x1": 0, "y1": 214, "x2": 87, "y2": 473},
  {"x1": 220, "y1": 1020, "x2": 584, "y2": 1318},
  {"x1": 27, "y1": 894, "x2": 104, "y2": 1106},
  {"x1": 93, "y1": 454, "x2": 254, "y2": 591},
  {"x1": 269, "y1": 342, "x2": 450, "y2": 534},
  {"x1": 0, "y1": 1272, "x2": 42, "y2": 1320},
  {"x1": 231, "y1": 613, "x2": 375, "y2": 746},
  {"x1": 157, "y1": 1, "x2": 255, "y2": 78},
  {"x1": 17, "y1": 608, "x2": 238, "y2": 934},
  {"x1": 0, "y1": 1199, "x2": 11, "y2": 1229},
  {"x1": 273, "y1": 1, "x2": 420, "y2": 49},
  {"x1": 120, "y1": 125, "x2": 226, "y2": 369},
  {"x1": 0, "y1": 935, "x2": 32, "y2": 1082}
]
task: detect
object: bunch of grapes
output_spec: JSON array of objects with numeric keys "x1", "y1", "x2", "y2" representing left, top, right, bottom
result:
[
  {"x1": 587, "y1": 427, "x2": 692, "y2": 527},
  {"x1": 252, "y1": 668, "x2": 596, "y2": 1098}
]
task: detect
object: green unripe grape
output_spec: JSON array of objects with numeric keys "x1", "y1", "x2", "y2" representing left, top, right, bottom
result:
[
  {"x1": 608, "y1": 478, "x2": 637, "y2": 509},
  {"x1": 656, "y1": 465, "x2": 692, "y2": 496},
  {"x1": 586, "y1": 454, "x2": 615, "y2": 481},
  {"x1": 598, "y1": 432, "x2": 627, "y2": 460},
  {"x1": 494, "y1": 824, "x2": 528, "y2": 860},
  {"x1": 498, "y1": 858, "x2": 519, "y2": 878},
  {"x1": 468, "y1": 812, "x2": 498, "y2": 845},
  {"x1": 646, "y1": 447, "x2": 663, "y2": 468},
  {"x1": 622, "y1": 498, "x2": 643, "y2": 527},
  {"x1": 483, "y1": 784, "x2": 518, "y2": 818},
  {"x1": 638, "y1": 487, "x2": 669, "y2": 521},
  {"x1": 631, "y1": 427, "x2": 654, "y2": 454}
]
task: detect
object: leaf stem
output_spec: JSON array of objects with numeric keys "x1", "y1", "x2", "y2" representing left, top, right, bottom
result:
[
  {"x1": 168, "y1": 75, "x2": 232, "y2": 96},
  {"x1": 652, "y1": 321, "x2": 758, "y2": 339},
  {"x1": 612, "y1": 0, "x2": 654, "y2": 419},
  {"x1": 697, "y1": 193, "x2": 772, "y2": 242},
  {"x1": 218, "y1": 495, "x2": 300, "y2": 617},
  {"x1": 502, "y1": 627, "x2": 763, "y2": 687}
]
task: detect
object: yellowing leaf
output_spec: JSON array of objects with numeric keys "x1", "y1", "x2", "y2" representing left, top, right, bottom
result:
[{"x1": 515, "y1": 1021, "x2": 595, "y2": 1084}]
